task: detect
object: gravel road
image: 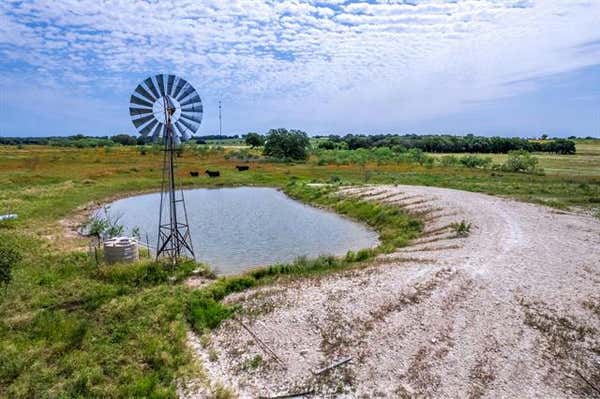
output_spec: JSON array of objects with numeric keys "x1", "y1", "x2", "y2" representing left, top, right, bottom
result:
[{"x1": 182, "y1": 185, "x2": 600, "y2": 398}]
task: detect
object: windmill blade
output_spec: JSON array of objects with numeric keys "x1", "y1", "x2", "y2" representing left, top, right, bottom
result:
[
  {"x1": 151, "y1": 122, "x2": 164, "y2": 141},
  {"x1": 134, "y1": 84, "x2": 156, "y2": 102},
  {"x1": 176, "y1": 85, "x2": 195, "y2": 102},
  {"x1": 180, "y1": 112, "x2": 202, "y2": 124},
  {"x1": 139, "y1": 119, "x2": 159, "y2": 136},
  {"x1": 144, "y1": 77, "x2": 160, "y2": 99},
  {"x1": 179, "y1": 129, "x2": 191, "y2": 142},
  {"x1": 181, "y1": 104, "x2": 203, "y2": 113},
  {"x1": 171, "y1": 122, "x2": 183, "y2": 141},
  {"x1": 130, "y1": 95, "x2": 153, "y2": 108},
  {"x1": 156, "y1": 74, "x2": 166, "y2": 97},
  {"x1": 174, "y1": 120, "x2": 188, "y2": 137},
  {"x1": 172, "y1": 78, "x2": 187, "y2": 99},
  {"x1": 180, "y1": 94, "x2": 201, "y2": 107},
  {"x1": 166, "y1": 75, "x2": 175, "y2": 96},
  {"x1": 132, "y1": 114, "x2": 155, "y2": 128},
  {"x1": 129, "y1": 107, "x2": 153, "y2": 117},
  {"x1": 178, "y1": 118, "x2": 198, "y2": 134},
  {"x1": 172, "y1": 121, "x2": 190, "y2": 141}
]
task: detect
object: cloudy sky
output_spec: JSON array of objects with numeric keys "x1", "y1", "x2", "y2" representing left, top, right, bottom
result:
[{"x1": 0, "y1": 0, "x2": 599, "y2": 137}]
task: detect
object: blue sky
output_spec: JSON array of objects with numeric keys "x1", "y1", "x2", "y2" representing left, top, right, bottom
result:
[{"x1": 0, "y1": 0, "x2": 599, "y2": 138}]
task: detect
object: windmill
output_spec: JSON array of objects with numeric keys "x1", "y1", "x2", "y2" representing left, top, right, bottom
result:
[{"x1": 129, "y1": 74, "x2": 202, "y2": 264}]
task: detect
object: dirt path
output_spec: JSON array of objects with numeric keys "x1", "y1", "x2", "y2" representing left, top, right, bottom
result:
[{"x1": 181, "y1": 185, "x2": 600, "y2": 398}]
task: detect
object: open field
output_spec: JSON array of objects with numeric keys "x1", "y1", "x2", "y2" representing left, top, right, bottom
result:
[
  {"x1": 0, "y1": 141, "x2": 599, "y2": 397},
  {"x1": 429, "y1": 140, "x2": 600, "y2": 178}
]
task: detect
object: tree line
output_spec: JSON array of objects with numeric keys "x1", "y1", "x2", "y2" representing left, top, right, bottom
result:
[
  {"x1": 1, "y1": 131, "x2": 583, "y2": 155},
  {"x1": 316, "y1": 134, "x2": 576, "y2": 154}
]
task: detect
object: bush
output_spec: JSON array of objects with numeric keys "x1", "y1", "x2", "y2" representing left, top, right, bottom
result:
[
  {"x1": 501, "y1": 150, "x2": 541, "y2": 173},
  {"x1": 458, "y1": 155, "x2": 492, "y2": 168},
  {"x1": 439, "y1": 155, "x2": 459, "y2": 167},
  {"x1": 317, "y1": 140, "x2": 336, "y2": 150},
  {"x1": 224, "y1": 148, "x2": 257, "y2": 162},
  {"x1": 0, "y1": 243, "x2": 22, "y2": 291},
  {"x1": 245, "y1": 132, "x2": 264, "y2": 148},
  {"x1": 263, "y1": 128, "x2": 310, "y2": 160},
  {"x1": 111, "y1": 134, "x2": 137, "y2": 146}
]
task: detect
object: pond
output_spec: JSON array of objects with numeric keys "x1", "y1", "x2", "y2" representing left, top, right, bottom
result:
[{"x1": 101, "y1": 187, "x2": 379, "y2": 274}]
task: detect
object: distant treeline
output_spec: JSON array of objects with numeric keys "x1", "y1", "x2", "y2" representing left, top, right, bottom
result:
[
  {"x1": 316, "y1": 134, "x2": 578, "y2": 154},
  {"x1": 0, "y1": 133, "x2": 592, "y2": 155},
  {"x1": 0, "y1": 134, "x2": 243, "y2": 147}
]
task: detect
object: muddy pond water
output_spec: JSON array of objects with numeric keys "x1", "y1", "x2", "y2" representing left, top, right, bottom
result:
[{"x1": 101, "y1": 187, "x2": 379, "y2": 274}]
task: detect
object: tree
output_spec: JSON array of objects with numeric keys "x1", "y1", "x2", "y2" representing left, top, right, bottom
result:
[
  {"x1": 112, "y1": 134, "x2": 137, "y2": 146},
  {"x1": 263, "y1": 128, "x2": 310, "y2": 160},
  {"x1": 245, "y1": 132, "x2": 264, "y2": 148},
  {"x1": 0, "y1": 243, "x2": 22, "y2": 293}
]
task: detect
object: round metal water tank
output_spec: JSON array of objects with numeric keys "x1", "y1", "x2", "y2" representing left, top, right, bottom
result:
[{"x1": 103, "y1": 237, "x2": 139, "y2": 264}]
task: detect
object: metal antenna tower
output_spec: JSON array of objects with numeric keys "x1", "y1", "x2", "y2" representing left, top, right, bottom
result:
[
  {"x1": 129, "y1": 74, "x2": 203, "y2": 264},
  {"x1": 219, "y1": 100, "x2": 222, "y2": 136}
]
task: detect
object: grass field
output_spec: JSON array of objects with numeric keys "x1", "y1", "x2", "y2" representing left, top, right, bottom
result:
[
  {"x1": 429, "y1": 140, "x2": 600, "y2": 177},
  {"x1": 0, "y1": 140, "x2": 599, "y2": 397}
]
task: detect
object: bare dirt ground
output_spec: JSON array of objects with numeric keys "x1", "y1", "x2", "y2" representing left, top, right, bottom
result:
[{"x1": 181, "y1": 185, "x2": 600, "y2": 398}]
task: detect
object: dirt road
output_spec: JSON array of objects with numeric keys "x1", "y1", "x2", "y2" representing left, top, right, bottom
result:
[{"x1": 182, "y1": 185, "x2": 600, "y2": 398}]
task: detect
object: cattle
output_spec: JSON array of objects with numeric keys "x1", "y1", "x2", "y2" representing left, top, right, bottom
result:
[
  {"x1": 235, "y1": 165, "x2": 250, "y2": 171},
  {"x1": 189, "y1": 171, "x2": 199, "y2": 177},
  {"x1": 205, "y1": 170, "x2": 220, "y2": 177}
]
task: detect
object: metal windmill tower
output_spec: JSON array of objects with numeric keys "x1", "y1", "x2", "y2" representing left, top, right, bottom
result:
[{"x1": 129, "y1": 74, "x2": 203, "y2": 264}]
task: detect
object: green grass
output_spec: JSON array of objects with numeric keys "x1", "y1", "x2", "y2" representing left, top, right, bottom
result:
[
  {"x1": 0, "y1": 141, "x2": 599, "y2": 396},
  {"x1": 0, "y1": 231, "x2": 211, "y2": 397}
]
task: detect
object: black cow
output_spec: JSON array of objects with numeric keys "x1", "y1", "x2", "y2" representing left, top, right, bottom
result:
[
  {"x1": 235, "y1": 165, "x2": 250, "y2": 171},
  {"x1": 189, "y1": 171, "x2": 199, "y2": 177},
  {"x1": 205, "y1": 170, "x2": 220, "y2": 177}
]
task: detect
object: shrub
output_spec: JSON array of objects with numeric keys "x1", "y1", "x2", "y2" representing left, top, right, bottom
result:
[
  {"x1": 111, "y1": 134, "x2": 137, "y2": 146},
  {"x1": 0, "y1": 243, "x2": 22, "y2": 291},
  {"x1": 459, "y1": 155, "x2": 492, "y2": 168},
  {"x1": 318, "y1": 140, "x2": 336, "y2": 150},
  {"x1": 439, "y1": 155, "x2": 459, "y2": 167},
  {"x1": 85, "y1": 206, "x2": 124, "y2": 240},
  {"x1": 501, "y1": 150, "x2": 541, "y2": 173},
  {"x1": 224, "y1": 148, "x2": 257, "y2": 162},
  {"x1": 245, "y1": 132, "x2": 264, "y2": 148}
]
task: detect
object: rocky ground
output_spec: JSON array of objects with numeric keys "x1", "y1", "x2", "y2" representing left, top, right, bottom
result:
[{"x1": 181, "y1": 185, "x2": 600, "y2": 398}]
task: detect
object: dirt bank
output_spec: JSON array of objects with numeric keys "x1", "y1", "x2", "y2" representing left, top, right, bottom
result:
[{"x1": 182, "y1": 185, "x2": 600, "y2": 398}]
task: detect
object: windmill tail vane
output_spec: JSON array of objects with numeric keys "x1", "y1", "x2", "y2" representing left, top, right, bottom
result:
[{"x1": 129, "y1": 74, "x2": 202, "y2": 264}]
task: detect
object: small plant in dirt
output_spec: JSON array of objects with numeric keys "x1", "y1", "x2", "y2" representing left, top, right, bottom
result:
[
  {"x1": 212, "y1": 383, "x2": 235, "y2": 399},
  {"x1": 450, "y1": 220, "x2": 472, "y2": 237},
  {"x1": 242, "y1": 354, "x2": 263, "y2": 370}
]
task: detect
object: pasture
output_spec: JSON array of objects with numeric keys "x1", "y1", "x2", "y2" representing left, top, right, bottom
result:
[{"x1": 0, "y1": 140, "x2": 599, "y2": 397}]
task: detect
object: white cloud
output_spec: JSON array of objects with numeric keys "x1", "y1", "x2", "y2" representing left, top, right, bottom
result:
[{"x1": 1, "y1": 0, "x2": 599, "y2": 134}]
